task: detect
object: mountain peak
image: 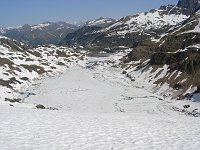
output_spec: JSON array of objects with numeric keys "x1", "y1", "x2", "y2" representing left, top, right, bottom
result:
[{"x1": 177, "y1": 0, "x2": 200, "y2": 15}]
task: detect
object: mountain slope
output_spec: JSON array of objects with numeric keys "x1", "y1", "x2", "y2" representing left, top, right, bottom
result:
[
  {"x1": 1, "y1": 22, "x2": 78, "y2": 46},
  {"x1": 177, "y1": 0, "x2": 200, "y2": 15},
  {"x1": 0, "y1": 36, "x2": 85, "y2": 103},
  {"x1": 1, "y1": 46, "x2": 200, "y2": 149},
  {"x1": 123, "y1": 8, "x2": 200, "y2": 99},
  {"x1": 60, "y1": 26, "x2": 102, "y2": 48},
  {"x1": 62, "y1": 4, "x2": 189, "y2": 51}
]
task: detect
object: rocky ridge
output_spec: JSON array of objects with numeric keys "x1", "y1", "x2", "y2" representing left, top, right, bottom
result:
[
  {"x1": 0, "y1": 21, "x2": 78, "y2": 46},
  {"x1": 62, "y1": 3, "x2": 189, "y2": 51}
]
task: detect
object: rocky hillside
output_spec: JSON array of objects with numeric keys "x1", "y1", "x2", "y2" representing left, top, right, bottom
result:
[
  {"x1": 61, "y1": 2, "x2": 190, "y2": 51},
  {"x1": 122, "y1": 8, "x2": 200, "y2": 99},
  {"x1": 0, "y1": 36, "x2": 85, "y2": 103},
  {"x1": 0, "y1": 21, "x2": 78, "y2": 46},
  {"x1": 177, "y1": 0, "x2": 200, "y2": 15}
]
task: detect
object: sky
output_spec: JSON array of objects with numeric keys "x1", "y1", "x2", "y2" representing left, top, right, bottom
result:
[{"x1": 0, "y1": 0, "x2": 178, "y2": 27}]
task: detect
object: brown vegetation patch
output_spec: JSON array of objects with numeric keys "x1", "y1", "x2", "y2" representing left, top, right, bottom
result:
[{"x1": 21, "y1": 64, "x2": 46, "y2": 74}]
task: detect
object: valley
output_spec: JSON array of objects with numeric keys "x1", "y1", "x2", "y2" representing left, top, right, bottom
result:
[
  {"x1": 0, "y1": 0, "x2": 200, "y2": 149},
  {"x1": 1, "y1": 53, "x2": 200, "y2": 150}
]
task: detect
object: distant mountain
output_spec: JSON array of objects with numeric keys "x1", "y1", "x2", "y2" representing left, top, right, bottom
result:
[
  {"x1": 85, "y1": 17, "x2": 116, "y2": 28},
  {"x1": 61, "y1": 4, "x2": 189, "y2": 51},
  {"x1": 0, "y1": 21, "x2": 78, "y2": 46}
]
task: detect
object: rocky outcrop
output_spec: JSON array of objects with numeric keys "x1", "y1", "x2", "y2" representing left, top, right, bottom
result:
[
  {"x1": 150, "y1": 50, "x2": 200, "y2": 74},
  {"x1": 123, "y1": 41, "x2": 158, "y2": 62},
  {"x1": 177, "y1": 0, "x2": 200, "y2": 15},
  {"x1": 0, "y1": 37, "x2": 29, "y2": 51}
]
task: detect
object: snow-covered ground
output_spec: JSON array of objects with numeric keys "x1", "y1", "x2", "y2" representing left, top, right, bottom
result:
[
  {"x1": 0, "y1": 42, "x2": 85, "y2": 101},
  {"x1": 0, "y1": 54, "x2": 200, "y2": 150},
  {"x1": 21, "y1": 62, "x2": 165, "y2": 114},
  {"x1": 1, "y1": 105, "x2": 200, "y2": 150}
]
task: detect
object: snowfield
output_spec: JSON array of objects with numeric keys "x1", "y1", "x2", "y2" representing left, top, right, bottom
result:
[
  {"x1": 1, "y1": 105, "x2": 200, "y2": 150},
  {"x1": 0, "y1": 54, "x2": 200, "y2": 150}
]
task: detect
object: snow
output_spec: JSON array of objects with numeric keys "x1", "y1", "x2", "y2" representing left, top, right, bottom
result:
[
  {"x1": 176, "y1": 44, "x2": 200, "y2": 52},
  {"x1": 179, "y1": 17, "x2": 199, "y2": 34},
  {"x1": 87, "y1": 18, "x2": 115, "y2": 27},
  {"x1": 180, "y1": 11, "x2": 200, "y2": 34},
  {"x1": 0, "y1": 42, "x2": 85, "y2": 101},
  {"x1": 1, "y1": 104, "x2": 200, "y2": 150},
  {"x1": 1, "y1": 54, "x2": 200, "y2": 149},
  {"x1": 0, "y1": 35, "x2": 9, "y2": 39},
  {"x1": 151, "y1": 33, "x2": 167, "y2": 43},
  {"x1": 102, "y1": 9, "x2": 188, "y2": 36},
  {"x1": 47, "y1": 32, "x2": 56, "y2": 37},
  {"x1": 0, "y1": 28, "x2": 6, "y2": 34},
  {"x1": 188, "y1": 19, "x2": 200, "y2": 33},
  {"x1": 184, "y1": 86, "x2": 198, "y2": 95},
  {"x1": 31, "y1": 23, "x2": 51, "y2": 30},
  {"x1": 1, "y1": 48, "x2": 200, "y2": 149},
  {"x1": 125, "y1": 12, "x2": 186, "y2": 27}
]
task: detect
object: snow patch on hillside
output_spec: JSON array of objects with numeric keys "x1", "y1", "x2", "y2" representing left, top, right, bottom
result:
[
  {"x1": 31, "y1": 23, "x2": 51, "y2": 30},
  {"x1": 102, "y1": 9, "x2": 188, "y2": 36},
  {"x1": 185, "y1": 19, "x2": 200, "y2": 33},
  {"x1": 0, "y1": 28, "x2": 6, "y2": 34},
  {"x1": 0, "y1": 43, "x2": 85, "y2": 103},
  {"x1": 0, "y1": 35, "x2": 8, "y2": 39},
  {"x1": 88, "y1": 18, "x2": 113, "y2": 26}
]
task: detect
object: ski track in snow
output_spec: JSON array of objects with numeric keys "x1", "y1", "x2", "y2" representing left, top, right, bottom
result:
[{"x1": 1, "y1": 56, "x2": 200, "y2": 150}]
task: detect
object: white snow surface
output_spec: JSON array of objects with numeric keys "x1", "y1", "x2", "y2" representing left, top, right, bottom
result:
[
  {"x1": 87, "y1": 18, "x2": 115, "y2": 27},
  {"x1": 1, "y1": 104, "x2": 200, "y2": 150},
  {"x1": 31, "y1": 23, "x2": 51, "y2": 30},
  {"x1": 1, "y1": 49, "x2": 200, "y2": 149},
  {"x1": 0, "y1": 53, "x2": 198, "y2": 149},
  {"x1": 0, "y1": 35, "x2": 9, "y2": 39}
]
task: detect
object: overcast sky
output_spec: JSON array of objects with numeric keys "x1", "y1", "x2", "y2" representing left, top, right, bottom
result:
[{"x1": 0, "y1": 0, "x2": 178, "y2": 27}]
